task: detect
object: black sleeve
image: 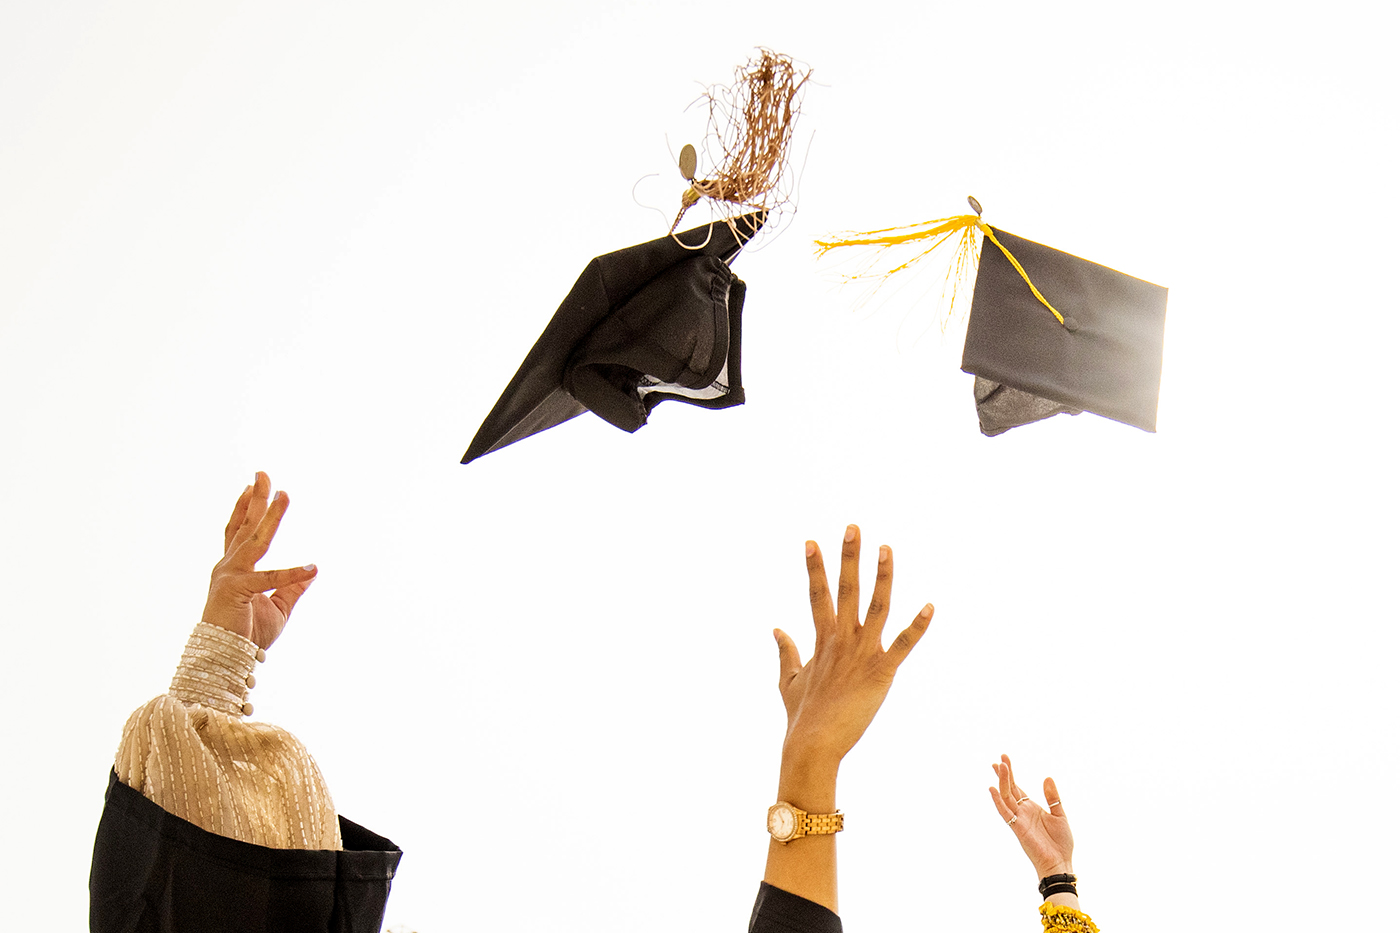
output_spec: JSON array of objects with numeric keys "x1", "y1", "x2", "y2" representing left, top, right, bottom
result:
[{"x1": 748, "y1": 882, "x2": 843, "y2": 933}]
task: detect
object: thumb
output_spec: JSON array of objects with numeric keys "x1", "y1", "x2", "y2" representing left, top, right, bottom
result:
[
  {"x1": 1045, "y1": 776, "x2": 1065, "y2": 816},
  {"x1": 773, "y1": 628, "x2": 802, "y2": 689}
]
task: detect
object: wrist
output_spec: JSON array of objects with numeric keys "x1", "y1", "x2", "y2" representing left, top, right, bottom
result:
[
  {"x1": 777, "y1": 750, "x2": 839, "y2": 813},
  {"x1": 780, "y1": 734, "x2": 842, "y2": 770},
  {"x1": 200, "y1": 610, "x2": 254, "y2": 645},
  {"x1": 169, "y1": 622, "x2": 263, "y2": 717}
]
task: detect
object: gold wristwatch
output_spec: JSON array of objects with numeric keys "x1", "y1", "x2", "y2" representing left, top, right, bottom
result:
[{"x1": 767, "y1": 801, "x2": 844, "y2": 844}]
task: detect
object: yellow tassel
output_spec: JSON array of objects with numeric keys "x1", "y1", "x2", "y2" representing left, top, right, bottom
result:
[
  {"x1": 978, "y1": 224, "x2": 1067, "y2": 327},
  {"x1": 815, "y1": 210, "x2": 1068, "y2": 328}
]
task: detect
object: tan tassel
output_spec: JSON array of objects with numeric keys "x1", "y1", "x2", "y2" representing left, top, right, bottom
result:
[{"x1": 671, "y1": 49, "x2": 811, "y2": 237}]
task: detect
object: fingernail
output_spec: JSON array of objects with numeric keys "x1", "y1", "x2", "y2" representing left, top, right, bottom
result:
[
  {"x1": 844, "y1": 524, "x2": 856, "y2": 542},
  {"x1": 303, "y1": 563, "x2": 317, "y2": 572},
  {"x1": 805, "y1": 540, "x2": 815, "y2": 557},
  {"x1": 274, "y1": 490, "x2": 284, "y2": 500},
  {"x1": 920, "y1": 603, "x2": 934, "y2": 617},
  {"x1": 879, "y1": 545, "x2": 890, "y2": 563}
]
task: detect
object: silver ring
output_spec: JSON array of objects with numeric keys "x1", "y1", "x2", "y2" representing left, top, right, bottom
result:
[
  {"x1": 1047, "y1": 799, "x2": 1061, "y2": 808},
  {"x1": 1005, "y1": 815, "x2": 1017, "y2": 825},
  {"x1": 1015, "y1": 796, "x2": 1031, "y2": 804}
]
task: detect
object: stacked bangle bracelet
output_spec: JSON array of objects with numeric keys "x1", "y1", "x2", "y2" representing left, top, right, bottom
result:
[{"x1": 1038, "y1": 873, "x2": 1077, "y2": 898}]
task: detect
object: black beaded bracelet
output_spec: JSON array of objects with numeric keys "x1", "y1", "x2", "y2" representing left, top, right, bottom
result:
[{"x1": 1039, "y1": 873, "x2": 1078, "y2": 898}]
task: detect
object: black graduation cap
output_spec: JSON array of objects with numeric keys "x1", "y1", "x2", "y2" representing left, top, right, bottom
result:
[
  {"x1": 461, "y1": 212, "x2": 763, "y2": 464},
  {"x1": 960, "y1": 224, "x2": 1169, "y2": 435}
]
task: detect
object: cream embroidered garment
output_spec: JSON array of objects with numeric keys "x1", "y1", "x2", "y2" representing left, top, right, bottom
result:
[{"x1": 115, "y1": 622, "x2": 342, "y2": 850}]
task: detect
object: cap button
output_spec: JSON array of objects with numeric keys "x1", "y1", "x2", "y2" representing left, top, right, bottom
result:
[{"x1": 241, "y1": 701, "x2": 254, "y2": 716}]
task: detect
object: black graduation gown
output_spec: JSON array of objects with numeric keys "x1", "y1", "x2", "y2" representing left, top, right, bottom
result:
[{"x1": 90, "y1": 770, "x2": 402, "y2": 933}]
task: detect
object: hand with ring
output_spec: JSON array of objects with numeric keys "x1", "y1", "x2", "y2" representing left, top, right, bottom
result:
[{"x1": 988, "y1": 753, "x2": 1075, "y2": 880}]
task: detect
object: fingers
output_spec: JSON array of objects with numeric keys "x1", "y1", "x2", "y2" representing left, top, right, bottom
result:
[
  {"x1": 805, "y1": 540, "x2": 835, "y2": 638},
  {"x1": 995, "y1": 759, "x2": 1016, "y2": 808},
  {"x1": 223, "y1": 484, "x2": 253, "y2": 554},
  {"x1": 774, "y1": 628, "x2": 803, "y2": 691},
  {"x1": 987, "y1": 786, "x2": 1018, "y2": 826},
  {"x1": 883, "y1": 603, "x2": 933, "y2": 669},
  {"x1": 242, "y1": 563, "x2": 318, "y2": 595},
  {"x1": 228, "y1": 472, "x2": 273, "y2": 554},
  {"x1": 836, "y1": 524, "x2": 861, "y2": 630},
  {"x1": 269, "y1": 569, "x2": 317, "y2": 620},
  {"x1": 1045, "y1": 776, "x2": 1064, "y2": 816},
  {"x1": 864, "y1": 544, "x2": 893, "y2": 640},
  {"x1": 1004, "y1": 753, "x2": 1030, "y2": 803},
  {"x1": 234, "y1": 489, "x2": 290, "y2": 567}
]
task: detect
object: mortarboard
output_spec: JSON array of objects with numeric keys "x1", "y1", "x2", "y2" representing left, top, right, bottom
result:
[
  {"x1": 816, "y1": 198, "x2": 1168, "y2": 435},
  {"x1": 461, "y1": 213, "x2": 763, "y2": 464},
  {"x1": 462, "y1": 50, "x2": 811, "y2": 464},
  {"x1": 962, "y1": 223, "x2": 1168, "y2": 435}
]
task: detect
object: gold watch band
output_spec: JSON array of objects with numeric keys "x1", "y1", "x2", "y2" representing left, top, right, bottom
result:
[
  {"x1": 769, "y1": 801, "x2": 844, "y2": 844},
  {"x1": 800, "y1": 810, "x2": 844, "y2": 836}
]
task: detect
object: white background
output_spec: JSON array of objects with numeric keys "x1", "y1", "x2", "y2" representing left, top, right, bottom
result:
[{"x1": 2, "y1": 1, "x2": 1396, "y2": 930}]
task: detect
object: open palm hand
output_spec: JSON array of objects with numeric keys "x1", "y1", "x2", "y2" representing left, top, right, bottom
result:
[
  {"x1": 988, "y1": 754, "x2": 1075, "y2": 878},
  {"x1": 774, "y1": 525, "x2": 933, "y2": 764}
]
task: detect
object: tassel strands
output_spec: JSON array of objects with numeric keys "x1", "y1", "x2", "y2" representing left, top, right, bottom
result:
[
  {"x1": 815, "y1": 201, "x2": 1072, "y2": 330},
  {"x1": 671, "y1": 49, "x2": 811, "y2": 239},
  {"x1": 815, "y1": 213, "x2": 984, "y2": 325}
]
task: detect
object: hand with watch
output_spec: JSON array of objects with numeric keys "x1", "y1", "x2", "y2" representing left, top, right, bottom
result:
[
  {"x1": 757, "y1": 525, "x2": 933, "y2": 922},
  {"x1": 990, "y1": 754, "x2": 1099, "y2": 932}
]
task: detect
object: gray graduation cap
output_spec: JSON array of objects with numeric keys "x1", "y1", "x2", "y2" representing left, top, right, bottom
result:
[
  {"x1": 960, "y1": 216, "x2": 1168, "y2": 435},
  {"x1": 817, "y1": 198, "x2": 1169, "y2": 436}
]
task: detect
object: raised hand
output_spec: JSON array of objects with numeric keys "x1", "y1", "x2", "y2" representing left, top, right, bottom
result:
[
  {"x1": 988, "y1": 753, "x2": 1075, "y2": 878},
  {"x1": 202, "y1": 472, "x2": 318, "y2": 651},
  {"x1": 774, "y1": 524, "x2": 934, "y2": 766},
  {"x1": 763, "y1": 524, "x2": 934, "y2": 915}
]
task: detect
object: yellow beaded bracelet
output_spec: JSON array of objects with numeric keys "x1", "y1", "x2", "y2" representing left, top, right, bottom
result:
[{"x1": 1040, "y1": 903, "x2": 1099, "y2": 933}]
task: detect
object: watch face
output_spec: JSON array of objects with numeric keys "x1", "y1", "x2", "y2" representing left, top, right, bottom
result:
[{"x1": 768, "y1": 806, "x2": 795, "y2": 839}]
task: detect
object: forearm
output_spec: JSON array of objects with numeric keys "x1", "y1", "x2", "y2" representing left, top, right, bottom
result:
[
  {"x1": 1037, "y1": 863, "x2": 1079, "y2": 912},
  {"x1": 762, "y1": 750, "x2": 840, "y2": 914},
  {"x1": 1041, "y1": 873, "x2": 1094, "y2": 930}
]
